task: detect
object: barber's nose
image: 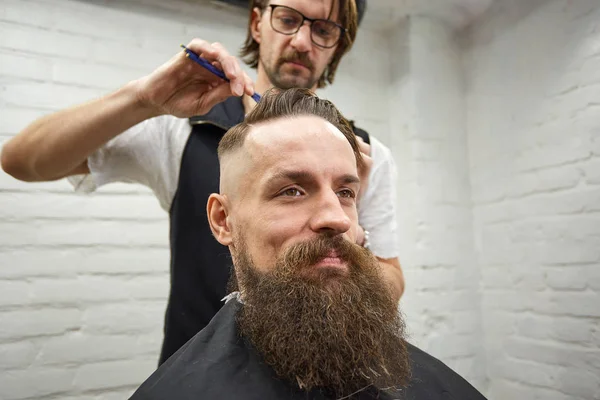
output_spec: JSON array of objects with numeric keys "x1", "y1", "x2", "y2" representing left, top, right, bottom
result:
[
  {"x1": 291, "y1": 23, "x2": 312, "y2": 52},
  {"x1": 309, "y1": 191, "x2": 351, "y2": 235}
]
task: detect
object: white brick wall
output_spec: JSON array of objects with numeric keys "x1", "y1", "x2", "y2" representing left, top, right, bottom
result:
[
  {"x1": 388, "y1": 16, "x2": 486, "y2": 391},
  {"x1": 463, "y1": 0, "x2": 600, "y2": 398},
  {"x1": 0, "y1": 0, "x2": 392, "y2": 398},
  {"x1": 5, "y1": 0, "x2": 598, "y2": 399}
]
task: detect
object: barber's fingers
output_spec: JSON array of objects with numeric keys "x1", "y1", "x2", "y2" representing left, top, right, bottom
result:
[
  {"x1": 203, "y1": 81, "x2": 237, "y2": 107},
  {"x1": 211, "y1": 58, "x2": 256, "y2": 98},
  {"x1": 361, "y1": 152, "x2": 373, "y2": 173},
  {"x1": 182, "y1": 39, "x2": 250, "y2": 97},
  {"x1": 242, "y1": 72, "x2": 256, "y2": 97},
  {"x1": 210, "y1": 42, "x2": 254, "y2": 97},
  {"x1": 356, "y1": 135, "x2": 371, "y2": 157}
]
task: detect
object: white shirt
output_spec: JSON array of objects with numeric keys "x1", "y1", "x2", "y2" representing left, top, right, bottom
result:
[{"x1": 69, "y1": 115, "x2": 400, "y2": 258}]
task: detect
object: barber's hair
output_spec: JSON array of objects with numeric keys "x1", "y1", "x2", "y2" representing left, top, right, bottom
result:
[
  {"x1": 239, "y1": 0, "x2": 360, "y2": 89},
  {"x1": 218, "y1": 88, "x2": 363, "y2": 168}
]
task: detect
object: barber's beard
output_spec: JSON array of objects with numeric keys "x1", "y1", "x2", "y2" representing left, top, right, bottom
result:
[
  {"x1": 232, "y1": 235, "x2": 411, "y2": 398},
  {"x1": 261, "y1": 50, "x2": 320, "y2": 90}
]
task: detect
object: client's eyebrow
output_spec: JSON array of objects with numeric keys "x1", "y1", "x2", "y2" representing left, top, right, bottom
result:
[{"x1": 264, "y1": 170, "x2": 360, "y2": 188}]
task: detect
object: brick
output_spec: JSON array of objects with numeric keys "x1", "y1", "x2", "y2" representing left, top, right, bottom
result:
[
  {"x1": 473, "y1": 202, "x2": 514, "y2": 225},
  {"x1": 557, "y1": 368, "x2": 600, "y2": 399},
  {"x1": 544, "y1": 266, "x2": 588, "y2": 290},
  {"x1": 531, "y1": 292, "x2": 600, "y2": 317},
  {"x1": 0, "y1": 280, "x2": 31, "y2": 306},
  {"x1": 592, "y1": 131, "x2": 600, "y2": 156},
  {"x1": 583, "y1": 159, "x2": 600, "y2": 185},
  {"x1": 0, "y1": 367, "x2": 75, "y2": 400},
  {"x1": 0, "y1": 50, "x2": 52, "y2": 81},
  {"x1": 410, "y1": 267, "x2": 455, "y2": 291},
  {"x1": 428, "y1": 334, "x2": 478, "y2": 359},
  {"x1": 552, "y1": 316, "x2": 595, "y2": 344},
  {"x1": 0, "y1": 341, "x2": 38, "y2": 370},
  {"x1": 1, "y1": 80, "x2": 103, "y2": 110},
  {"x1": 126, "y1": 276, "x2": 170, "y2": 300},
  {"x1": 405, "y1": 290, "x2": 477, "y2": 316},
  {"x1": 91, "y1": 40, "x2": 166, "y2": 71},
  {"x1": 0, "y1": 107, "x2": 48, "y2": 135},
  {"x1": 586, "y1": 264, "x2": 600, "y2": 291},
  {"x1": 509, "y1": 166, "x2": 581, "y2": 198},
  {"x1": 1, "y1": 0, "x2": 56, "y2": 29},
  {"x1": 479, "y1": 224, "x2": 519, "y2": 264},
  {"x1": 37, "y1": 331, "x2": 159, "y2": 366},
  {"x1": 0, "y1": 247, "x2": 169, "y2": 279},
  {"x1": 516, "y1": 315, "x2": 552, "y2": 341},
  {"x1": 0, "y1": 220, "x2": 168, "y2": 247},
  {"x1": 0, "y1": 159, "x2": 154, "y2": 194},
  {"x1": 0, "y1": 192, "x2": 165, "y2": 221},
  {"x1": 73, "y1": 359, "x2": 156, "y2": 391},
  {"x1": 517, "y1": 315, "x2": 594, "y2": 344},
  {"x1": 513, "y1": 187, "x2": 600, "y2": 217},
  {"x1": 505, "y1": 337, "x2": 596, "y2": 369},
  {"x1": 73, "y1": 387, "x2": 139, "y2": 400},
  {"x1": 496, "y1": 358, "x2": 560, "y2": 387},
  {"x1": 538, "y1": 237, "x2": 600, "y2": 265},
  {"x1": 30, "y1": 276, "x2": 135, "y2": 305},
  {"x1": 52, "y1": 59, "x2": 145, "y2": 91},
  {"x1": 452, "y1": 311, "x2": 481, "y2": 335},
  {"x1": 492, "y1": 381, "x2": 582, "y2": 400},
  {"x1": 0, "y1": 308, "x2": 82, "y2": 340},
  {"x1": 482, "y1": 290, "x2": 526, "y2": 312},
  {"x1": 82, "y1": 302, "x2": 163, "y2": 335},
  {"x1": 0, "y1": 22, "x2": 93, "y2": 59}
]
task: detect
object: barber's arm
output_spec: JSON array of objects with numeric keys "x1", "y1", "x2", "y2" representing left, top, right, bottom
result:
[
  {"x1": 355, "y1": 136, "x2": 405, "y2": 302},
  {"x1": 1, "y1": 39, "x2": 254, "y2": 182},
  {"x1": 356, "y1": 225, "x2": 405, "y2": 301}
]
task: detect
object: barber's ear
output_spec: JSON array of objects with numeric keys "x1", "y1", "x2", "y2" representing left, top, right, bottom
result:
[
  {"x1": 207, "y1": 194, "x2": 233, "y2": 246},
  {"x1": 250, "y1": 7, "x2": 262, "y2": 44}
]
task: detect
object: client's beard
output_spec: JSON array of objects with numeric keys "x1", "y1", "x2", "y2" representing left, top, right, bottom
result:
[{"x1": 232, "y1": 235, "x2": 411, "y2": 398}]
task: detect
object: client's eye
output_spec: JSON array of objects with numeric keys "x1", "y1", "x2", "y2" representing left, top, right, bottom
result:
[
  {"x1": 337, "y1": 189, "x2": 356, "y2": 198},
  {"x1": 280, "y1": 188, "x2": 303, "y2": 197}
]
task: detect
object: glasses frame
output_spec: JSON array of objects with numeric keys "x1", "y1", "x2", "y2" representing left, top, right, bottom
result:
[{"x1": 268, "y1": 4, "x2": 346, "y2": 49}]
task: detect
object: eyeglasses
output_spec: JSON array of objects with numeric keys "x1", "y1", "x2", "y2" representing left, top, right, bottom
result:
[{"x1": 268, "y1": 4, "x2": 346, "y2": 49}]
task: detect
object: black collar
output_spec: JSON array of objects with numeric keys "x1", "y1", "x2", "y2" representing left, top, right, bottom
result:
[{"x1": 189, "y1": 96, "x2": 245, "y2": 130}]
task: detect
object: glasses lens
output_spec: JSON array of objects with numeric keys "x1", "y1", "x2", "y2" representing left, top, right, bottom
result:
[
  {"x1": 271, "y1": 7, "x2": 303, "y2": 34},
  {"x1": 311, "y1": 20, "x2": 341, "y2": 48}
]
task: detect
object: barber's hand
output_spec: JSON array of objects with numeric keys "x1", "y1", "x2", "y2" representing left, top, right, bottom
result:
[
  {"x1": 134, "y1": 39, "x2": 255, "y2": 118},
  {"x1": 356, "y1": 136, "x2": 372, "y2": 203}
]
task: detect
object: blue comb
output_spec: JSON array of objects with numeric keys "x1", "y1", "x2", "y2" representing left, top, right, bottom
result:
[{"x1": 180, "y1": 44, "x2": 261, "y2": 103}]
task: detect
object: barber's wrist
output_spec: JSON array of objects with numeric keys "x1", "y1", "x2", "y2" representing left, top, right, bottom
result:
[{"x1": 356, "y1": 225, "x2": 370, "y2": 250}]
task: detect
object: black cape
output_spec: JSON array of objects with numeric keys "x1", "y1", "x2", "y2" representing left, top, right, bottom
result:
[{"x1": 131, "y1": 299, "x2": 486, "y2": 400}]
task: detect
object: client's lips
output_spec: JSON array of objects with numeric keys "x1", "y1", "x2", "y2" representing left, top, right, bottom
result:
[{"x1": 314, "y1": 250, "x2": 346, "y2": 269}]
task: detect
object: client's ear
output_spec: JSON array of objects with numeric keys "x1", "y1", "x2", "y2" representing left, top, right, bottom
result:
[{"x1": 207, "y1": 194, "x2": 233, "y2": 246}]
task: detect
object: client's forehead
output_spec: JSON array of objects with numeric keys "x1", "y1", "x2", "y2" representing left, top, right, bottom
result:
[
  {"x1": 245, "y1": 115, "x2": 349, "y2": 160},
  {"x1": 225, "y1": 115, "x2": 358, "y2": 200}
]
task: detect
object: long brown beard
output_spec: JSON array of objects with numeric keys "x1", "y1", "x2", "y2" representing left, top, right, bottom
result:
[{"x1": 233, "y1": 235, "x2": 410, "y2": 398}]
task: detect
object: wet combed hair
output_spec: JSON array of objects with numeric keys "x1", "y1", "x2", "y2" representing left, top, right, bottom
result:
[
  {"x1": 239, "y1": 0, "x2": 359, "y2": 89},
  {"x1": 218, "y1": 88, "x2": 363, "y2": 168}
]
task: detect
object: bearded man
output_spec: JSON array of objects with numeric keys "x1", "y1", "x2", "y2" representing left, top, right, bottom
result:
[{"x1": 130, "y1": 88, "x2": 486, "y2": 400}]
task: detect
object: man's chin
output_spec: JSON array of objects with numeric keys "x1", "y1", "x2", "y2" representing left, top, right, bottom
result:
[
  {"x1": 272, "y1": 73, "x2": 316, "y2": 90},
  {"x1": 300, "y1": 264, "x2": 348, "y2": 280}
]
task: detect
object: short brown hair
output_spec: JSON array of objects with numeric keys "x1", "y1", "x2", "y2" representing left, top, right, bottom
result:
[
  {"x1": 218, "y1": 88, "x2": 363, "y2": 168},
  {"x1": 239, "y1": 0, "x2": 358, "y2": 89}
]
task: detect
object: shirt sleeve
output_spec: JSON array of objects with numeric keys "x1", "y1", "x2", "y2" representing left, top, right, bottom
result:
[
  {"x1": 357, "y1": 136, "x2": 400, "y2": 259},
  {"x1": 67, "y1": 116, "x2": 189, "y2": 211}
]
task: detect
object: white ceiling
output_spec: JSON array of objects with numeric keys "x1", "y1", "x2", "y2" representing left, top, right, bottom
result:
[{"x1": 363, "y1": 0, "x2": 495, "y2": 30}]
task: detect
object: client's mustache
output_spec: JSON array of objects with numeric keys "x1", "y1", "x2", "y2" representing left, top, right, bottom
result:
[{"x1": 280, "y1": 235, "x2": 369, "y2": 272}]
